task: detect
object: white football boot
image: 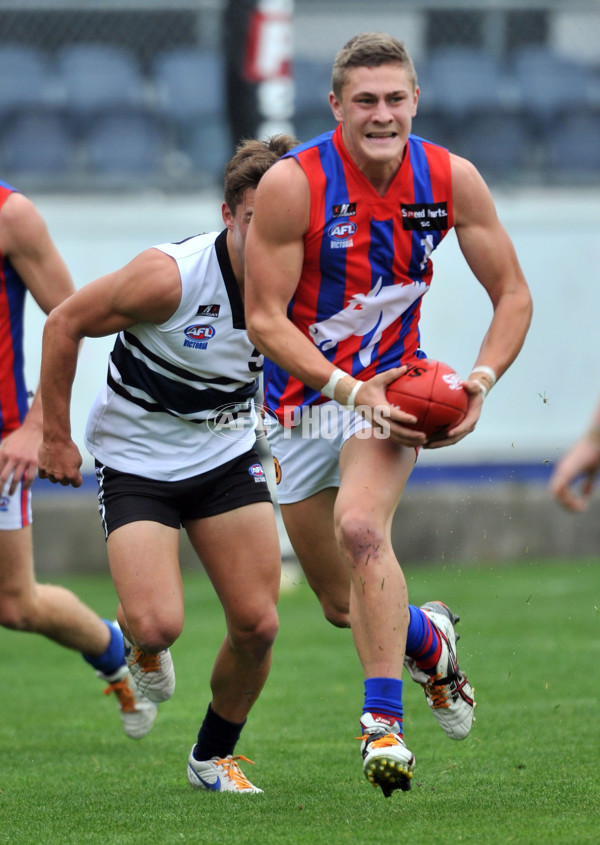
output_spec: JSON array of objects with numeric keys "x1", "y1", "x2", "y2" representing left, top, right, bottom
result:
[
  {"x1": 187, "y1": 746, "x2": 263, "y2": 793},
  {"x1": 99, "y1": 665, "x2": 158, "y2": 739},
  {"x1": 404, "y1": 601, "x2": 475, "y2": 740},
  {"x1": 359, "y1": 713, "x2": 415, "y2": 797},
  {"x1": 123, "y1": 636, "x2": 175, "y2": 703}
]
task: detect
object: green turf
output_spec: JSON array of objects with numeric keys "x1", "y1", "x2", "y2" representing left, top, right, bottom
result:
[{"x1": 1, "y1": 558, "x2": 598, "y2": 844}]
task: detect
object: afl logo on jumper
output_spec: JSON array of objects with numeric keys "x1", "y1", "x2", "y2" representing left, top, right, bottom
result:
[
  {"x1": 329, "y1": 222, "x2": 357, "y2": 239},
  {"x1": 328, "y1": 221, "x2": 356, "y2": 249},
  {"x1": 183, "y1": 324, "x2": 215, "y2": 349},
  {"x1": 248, "y1": 463, "x2": 267, "y2": 483}
]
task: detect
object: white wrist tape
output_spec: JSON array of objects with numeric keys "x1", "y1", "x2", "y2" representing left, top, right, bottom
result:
[
  {"x1": 321, "y1": 368, "x2": 347, "y2": 400},
  {"x1": 470, "y1": 365, "x2": 497, "y2": 385},
  {"x1": 478, "y1": 382, "x2": 488, "y2": 401},
  {"x1": 345, "y1": 380, "x2": 364, "y2": 410}
]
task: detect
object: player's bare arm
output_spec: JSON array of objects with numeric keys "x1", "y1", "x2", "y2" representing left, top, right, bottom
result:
[
  {"x1": 550, "y1": 438, "x2": 600, "y2": 512},
  {"x1": 38, "y1": 249, "x2": 182, "y2": 487},
  {"x1": 0, "y1": 193, "x2": 78, "y2": 491},
  {"x1": 0, "y1": 192, "x2": 75, "y2": 312},
  {"x1": 427, "y1": 155, "x2": 533, "y2": 449},
  {"x1": 245, "y1": 160, "x2": 327, "y2": 379},
  {"x1": 550, "y1": 401, "x2": 600, "y2": 511},
  {"x1": 452, "y1": 155, "x2": 532, "y2": 380},
  {"x1": 245, "y1": 161, "x2": 423, "y2": 444}
]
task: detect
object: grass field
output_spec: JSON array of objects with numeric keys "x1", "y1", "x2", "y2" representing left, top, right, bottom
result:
[{"x1": 1, "y1": 558, "x2": 598, "y2": 844}]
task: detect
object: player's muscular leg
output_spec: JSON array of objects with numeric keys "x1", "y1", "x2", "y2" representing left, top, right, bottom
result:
[
  {"x1": 0, "y1": 526, "x2": 110, "y2": 653},
  {"x1": 186, "y1": 503, "x2": 280, "y2": 723},
  {"x1": 107, "y1": 521, "x2": 184, "y2": 652},
  {"x1": 281, "y1": 489, "x2": 351, "y2": 628},
  {"x1": 335, "y1": 436, "x2": 415, "y2": 678}
]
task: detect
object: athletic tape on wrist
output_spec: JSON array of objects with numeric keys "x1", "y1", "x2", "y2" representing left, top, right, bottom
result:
[
  {"x1": 470, "y1": 365, "x2": 497, "y2": 385},
  {"x1": 345, "y1": 380, "x2": 364, "y2": 410},
  {"x1": 320, "y1": 368, "x2": 347, "y2": 400}
]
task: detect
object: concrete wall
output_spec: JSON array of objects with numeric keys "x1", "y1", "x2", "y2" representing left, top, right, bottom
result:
[{"x1": 31, "y1": 479, "x2": 600, "y2": 577}]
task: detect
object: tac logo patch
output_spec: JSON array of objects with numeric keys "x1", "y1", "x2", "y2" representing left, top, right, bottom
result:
[
  {"x1": 401, "y1": 202, "x2": 448, "y2": 231},
  {"x1": 332, "y1": 202, "x2": 357, "y2": 218},
  {"x1": 0, "y1": 496, "x2": 10, "y2": 512},
  {"x1": 196, "y1": 304, "x2": 220, "y2": 318}
]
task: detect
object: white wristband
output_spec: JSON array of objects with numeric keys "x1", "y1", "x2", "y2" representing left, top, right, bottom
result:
[
  {"x1": 345, "y1": 379, "x2": 364, "y2": 410},
  {"x1": 470, "y1": 365, "x2": 497, "y2": 385},
  {"x1": 321, "y1": 368, "x2": 347, "y2": 400}
]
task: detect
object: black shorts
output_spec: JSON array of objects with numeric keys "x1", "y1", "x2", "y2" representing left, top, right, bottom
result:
[{"x1": 95, "y1": 449, "x2": 272, "y2": 538}]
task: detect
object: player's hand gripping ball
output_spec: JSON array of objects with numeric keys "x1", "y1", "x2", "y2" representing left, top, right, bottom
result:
[{"x1": 386, "y1": 359, "x2": 468, "y2": 441}]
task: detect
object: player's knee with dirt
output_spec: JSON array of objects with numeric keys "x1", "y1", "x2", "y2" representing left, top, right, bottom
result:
[{"x1": 335, "y1": 510, "x2": 389, "y2": 573}]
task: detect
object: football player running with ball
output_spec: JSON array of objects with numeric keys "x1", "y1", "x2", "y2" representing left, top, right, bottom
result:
[
  {"x1": 38, "y1": 135, "x2": 297, "y2": 794},
  {"x1": 245, "y1": 33, "x2": 532, "y2": 796}
]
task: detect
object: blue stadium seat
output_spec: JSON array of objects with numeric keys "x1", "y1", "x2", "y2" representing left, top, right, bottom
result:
[
  {"x1": 411, "y1": 112, "x2": 455, "y2": 149},
  {"x1": 152, "y1": 48, "x2": 228, "y2": 181},
  {"x1": 544, "y1": 109, "x2": 600, "y2": 182},
  {"x1": 57, "y1": 43, "x2": 147, "y2": 127},
  {"x1": 153, "y1": 48, "x2": 225, "y2": 126},
  {"x1": 422, "y1": 47, "x2": 506, "y2": 119},
  {"x1": 451, "y1": 111, "x2": 532, "y2": 181},
  {"x1": 293, "y1": 58, "x2": 333, "y2": 142},
  {"x1": 0, "y1": 44, "x2": 55, "y2": 120},
  {"x1": 512, "y1": 46, "x2": 594, "y2": 125},
  {"x1": 294, "y1": 58, "x2": 332, "y2": 113},
  {"x1": 0, "y1": 111, "x2": 75, "y2": 175},
  {"x1": 85, "y1": 112, "x2": 164, "y2": 179},
  {"x1": 181, "y1": 121, "x2": 231, "y2": 183}
]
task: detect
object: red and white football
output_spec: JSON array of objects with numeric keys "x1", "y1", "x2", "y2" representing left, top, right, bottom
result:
[{"x1": 386, "y1": 359, "x2": 468, "y2": 440}]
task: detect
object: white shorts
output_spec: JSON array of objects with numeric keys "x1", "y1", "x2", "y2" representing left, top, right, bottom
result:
[
  {"x1": 0, "y1": 480, "x2": 32, "y2": 530},
  {"x1": 266, "y1": 401, "x2": 372, "y2": 504}
]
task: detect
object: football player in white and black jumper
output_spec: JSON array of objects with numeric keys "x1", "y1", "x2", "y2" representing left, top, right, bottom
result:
[{"x1": 37, "y1": 135, "x2": 298, "y2": 794}]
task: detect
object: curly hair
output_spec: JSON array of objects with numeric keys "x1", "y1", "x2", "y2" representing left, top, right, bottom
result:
[{"x1": 223, "y1": 134, "x2": 299, "y2": 212}]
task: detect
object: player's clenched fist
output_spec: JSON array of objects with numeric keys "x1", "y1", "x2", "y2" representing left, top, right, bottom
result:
[{"x1": 38, "y1": 438, "x2": 83, "y2": 488}]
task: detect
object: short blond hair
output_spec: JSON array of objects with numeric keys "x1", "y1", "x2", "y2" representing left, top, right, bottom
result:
[{"x1": 331, "y1": 32, "x2": 418, "y2": 98}]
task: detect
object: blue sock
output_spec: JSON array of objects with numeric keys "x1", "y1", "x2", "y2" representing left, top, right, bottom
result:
[
  {"x1": 82, "y1": 619, "x2": 126, "y2": 676},
  {"x1": 363, "y1": 676, "x2": 403, "y2": 723},
  {"x1": 405, "y1": 604, "x2": 441, "y2": 670}
]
